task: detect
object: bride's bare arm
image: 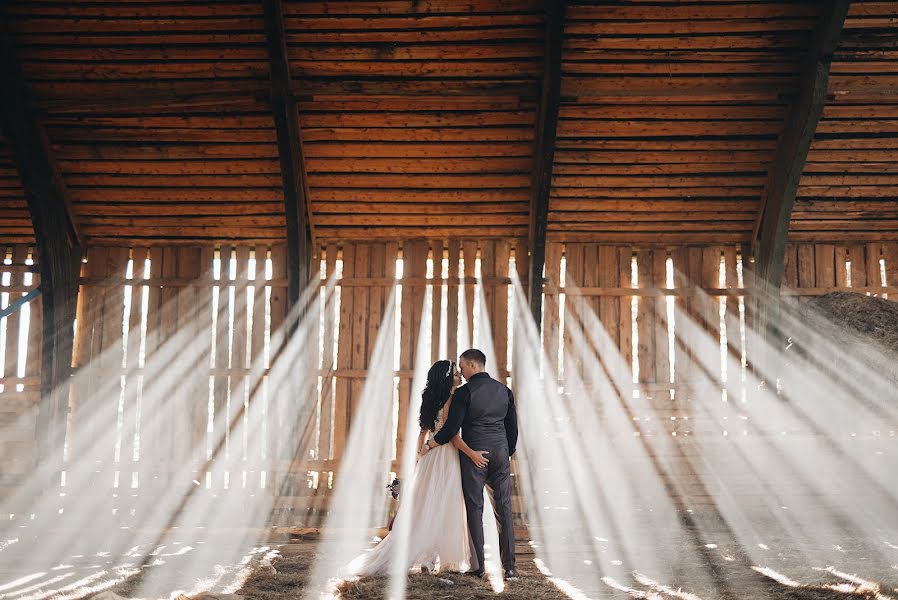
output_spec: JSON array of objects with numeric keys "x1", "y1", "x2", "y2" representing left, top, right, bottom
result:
[{"x1": 416, "y1": 427, "x2": 428, "y2": 459}]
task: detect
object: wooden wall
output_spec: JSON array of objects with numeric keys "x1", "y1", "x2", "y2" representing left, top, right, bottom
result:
[
  {"x1": 546, "y1": 242, "x2": 748, "y2": 427},
  {"x1": 7, "y1": 238, "x2": 898, "y2": 523},
  {"x1": 547, "y1": 240, "x2": 898, "y2": 425},
  {"x1": 0, "y1": 244, "x2": 41, "y2": 495},
  {"x1": 782, "y1": 241, "x2": 898, "y2": 294},
  {"x1": 65, "y1": 244, "x2": 288, "y2": 512},
  {"x1": 53, "y1": 239, "x2": 528, "y2": 524}
]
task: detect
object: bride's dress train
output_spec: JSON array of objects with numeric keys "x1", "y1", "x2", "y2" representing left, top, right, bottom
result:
[{"x1": 347, "y1": 411, "x2": 502, "y2": 577}]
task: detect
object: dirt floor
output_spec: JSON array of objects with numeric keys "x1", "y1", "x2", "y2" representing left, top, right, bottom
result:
[
  {"x1": 1, "y1": 524, "x2": 894, "y2": 600},
  {"x1": 232, "y1": 532, "x2": 898, "y2": 600},
  {"x1": 236, "y1": 541, "x2": 571, "y2": 600}
]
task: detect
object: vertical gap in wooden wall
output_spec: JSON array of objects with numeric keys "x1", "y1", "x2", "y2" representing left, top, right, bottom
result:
[
  {"x1": 665, "y1": 255, "x2": 676, "y2": 399},
  {"x1": 116, "y1": 248, "x2": 147, "y2": 483},
  {"x1": 250, "y1": 246, "x2": 267, "y2": 482},
  {"x1": 557, "y1": 251, "x2": 566, "y2": 382},
  {"x1": 882, "y1": 242, "x2": 897, "y2": 298},
  {"x1": 383, "y1": 242, "x2": 397, "y2": 476},
  {"x1": 433, "y1": 240, "x2": 446, "y2": 360},
  {"x1": 25, "y1": 247, "x2": 41, "y2": 402},
  {"x1": 717, "y1": 252, "x2": 728, "y2": 398},
  {"x1": 318, "y1": 245, "x2": 336, "y2": 469},
  {"x1": 225, "y1": 247, "x2": 237, "y2": 488},
  {"x1": 134, "y1": 251, "x2": 149, "y2": 477},
  {"x1": 732, "y1": 248, "x2": 748, "y2": 403},
  {"x1": 14, "y1": 246, "x2": 29, "y2": 392},
  {"x1": 0, "y1": 246, "x2": 11, "y2": 393},
  {"x1": 651, "y1": 249, "x2": 669, "y2": 402},
  {"x1": 494, "y1": 241, "x2": 510, "y2": 383},
  {"x1": 510, "y1": 243, "x2": 529, "y2": 380},
  {"x1": 562, "y1": 243, "x2": 580, "y2": 385},
  {"x1": 333, "y1": 244, "x2": 351, "y2": 474},
  {"x1": 541, "y1": 241, "x2": 561, "y2": 381},
  {"x1": 507, "y1": 247, "x2": 516, "y2": 381},
  {"x1": 628, "y1": 252, "x2": 638, "y2": 390}
]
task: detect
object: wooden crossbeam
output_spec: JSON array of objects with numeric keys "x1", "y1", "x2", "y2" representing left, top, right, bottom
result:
[
  {"x1": 1, "y1": 27, "x2": 82, "y2": 461},
  {"x1": 528, "y1": 0, "x2": 566, "y2": 326},
  {"x1": 752, "y1": 0, "x2": 851, "y2": 295},
  {"x1": 263, "y1": 0, "x2": 314, "y2": 306}
]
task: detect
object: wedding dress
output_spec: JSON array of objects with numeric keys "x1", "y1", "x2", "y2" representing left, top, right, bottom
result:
[{"x1": 347, "y1": 407, "x2": 476, "y2": 576}]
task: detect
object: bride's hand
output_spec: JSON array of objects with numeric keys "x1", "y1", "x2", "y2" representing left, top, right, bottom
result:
[{"x1": 469, "y1": 450, "x2": 490, "y2": 469}]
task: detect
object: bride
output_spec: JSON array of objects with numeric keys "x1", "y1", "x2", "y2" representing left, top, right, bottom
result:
[{"x1": 347, "y1": 359, "x2": 490, "y2": 576}]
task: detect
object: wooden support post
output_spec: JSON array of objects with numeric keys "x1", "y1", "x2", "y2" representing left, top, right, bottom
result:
[
  {"x1": 528, "y1": 1, "x2": 566, "y2": 327},
  {"x1": 752, "y1": 0, "x2": 851, "y2": 338},
  {"x1": 263, "y1": 0, "x2": 314, "y2": 309},
  {"x1": 1, "y1": 30, "x2": 82, "y2": 461}
]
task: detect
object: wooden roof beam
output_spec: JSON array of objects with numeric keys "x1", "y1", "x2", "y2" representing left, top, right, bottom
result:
[
  {"x1": 263, "y1": 0, "x2": 314, "y2": 306},
  {"x1": 752, "y1": 0, "x2": 851, "y2": 294},
  {"x1": 528, "y1": 0, "x2": 566, "y2": 328},
  {"x1": 1, "y1": 26, "x2": 82, "y2": 461}
]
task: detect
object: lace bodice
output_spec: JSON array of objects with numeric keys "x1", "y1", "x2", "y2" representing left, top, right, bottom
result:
[{"x1": 434, "y1": 407, "x2": 447, "y2": 433}]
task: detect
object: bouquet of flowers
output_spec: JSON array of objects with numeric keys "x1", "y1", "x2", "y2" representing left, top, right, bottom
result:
[
  {"x1": 386, "y1": 477, "x2": 400, "y2": 530},
  {"x1": 386, "y1": 477, "x2": 401, "y2": 500}
]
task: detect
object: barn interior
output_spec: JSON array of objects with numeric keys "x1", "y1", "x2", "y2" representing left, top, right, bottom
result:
[{"x1": 2, "y1": 1, "x2": 898, "y2": 599}]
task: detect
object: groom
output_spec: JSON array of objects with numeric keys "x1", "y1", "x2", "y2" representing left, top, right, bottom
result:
[{"x1": 424, "y1": 348, "x2": 519, "y2": 580}]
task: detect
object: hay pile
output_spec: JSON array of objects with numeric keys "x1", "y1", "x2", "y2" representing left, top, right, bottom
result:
[
  {"x1": 237, "y1": 546, "x2": 314, "y2": 600},
  {"x1": 337, "y1": 562, "x2": 570, "y2": 600},
  {"x1": 806, "y1": 292, "x2": 898, "y2": 356}
]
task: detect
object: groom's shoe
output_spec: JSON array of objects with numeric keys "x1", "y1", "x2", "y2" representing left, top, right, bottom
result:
[
  {"x1": 464, "y1": 569, "x2": 484, "y2": 579},
  {"x1": 503, "y1": 569, "x2": 520, "y2": 581}
]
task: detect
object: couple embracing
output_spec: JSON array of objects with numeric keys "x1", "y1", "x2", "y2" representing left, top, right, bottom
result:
[{"x1": 348, "y1": 349, "x2": 519, "y2": 581}]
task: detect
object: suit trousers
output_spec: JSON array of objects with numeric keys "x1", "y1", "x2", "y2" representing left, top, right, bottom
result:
[{"x1": 459, "y1": 442, "x2": 516, "y2": 572}]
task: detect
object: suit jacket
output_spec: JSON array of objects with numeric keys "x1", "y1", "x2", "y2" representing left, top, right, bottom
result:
[{"x1": 433, "y1": 372, "x2": 517, "y2": 455}]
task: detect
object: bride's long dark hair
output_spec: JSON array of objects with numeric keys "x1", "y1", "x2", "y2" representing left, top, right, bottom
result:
[{"x1": 419, "y1": 359, "x2": 454, "y2": 432}]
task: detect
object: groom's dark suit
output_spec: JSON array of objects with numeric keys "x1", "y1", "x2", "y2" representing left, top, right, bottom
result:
[{"x1": 434, "y1": 371, "x2": 518, "y2": 572}]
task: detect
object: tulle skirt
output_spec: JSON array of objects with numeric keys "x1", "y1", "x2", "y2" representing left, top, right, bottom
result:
[{"x1": 347, "y1": 443, "x2": 475, "y2": 576}]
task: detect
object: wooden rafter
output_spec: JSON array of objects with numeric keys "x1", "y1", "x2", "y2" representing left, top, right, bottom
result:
[
  {"x1": 528, "y1": 0, "x2": 566, "y2": 326},
  {"x1": 752, "y1": 0, "x2": 851, "y2": 294},
  {"x1": 1, "y1": 26, "x2": 82, "y2": 460},
  {"x1": 263, "y1": 0, "x2": 314, "y2": 306}
]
